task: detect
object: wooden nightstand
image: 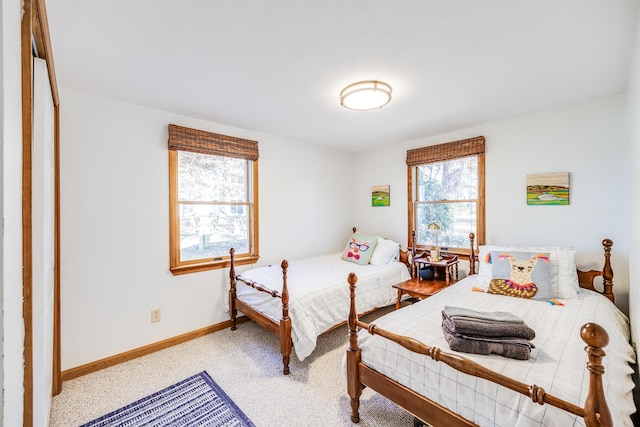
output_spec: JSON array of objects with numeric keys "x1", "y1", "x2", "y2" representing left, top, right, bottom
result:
[
  {"x1": 392, "y1": 278, "x2": 448, "y2": 309},
  {"x1": 393, "y1": 254, "x2": 459, "y2": 309},
  {"x1": 412, "y1": 254, "x2": 459, "y2": 285}
]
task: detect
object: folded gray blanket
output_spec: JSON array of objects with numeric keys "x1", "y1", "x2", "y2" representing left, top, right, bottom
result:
[
  {"x1": 442, "y1": 306, "x2": 536, "y2": 340},
  {"x1": 443, "y1": 306, "x2": 525, "y2": 323},
  {"x1": 443, "y1": 327, "x2": 532, "y2": 360}
]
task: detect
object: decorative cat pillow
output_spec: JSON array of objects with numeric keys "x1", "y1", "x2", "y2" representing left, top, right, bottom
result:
[
  {"x1": 488, "y1": 251, "x2": 551, "y2": 300},
  {"x1": 341, "y1": 233, "x2": 378, "y2": 265}
]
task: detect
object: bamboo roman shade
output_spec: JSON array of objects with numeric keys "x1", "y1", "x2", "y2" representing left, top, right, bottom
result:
[
  {"x1": 168, "y1": 124, "x2": 259, "y2": 161},
  {"x1": 406, "y1": 136, "x2": 485, "y2": 166}
]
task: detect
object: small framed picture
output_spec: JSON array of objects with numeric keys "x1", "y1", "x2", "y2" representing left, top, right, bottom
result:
[
  {"x1": 372, "y1": 185, "x2": 390, "y2": 207},
  {"x1": 527, "y1": 172, "x2": 570, "y2": 205}
]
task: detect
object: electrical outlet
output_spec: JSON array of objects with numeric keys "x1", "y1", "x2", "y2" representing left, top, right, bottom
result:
[{"x1": 151, "y1": 308, "x2": 161, "y2": 323}]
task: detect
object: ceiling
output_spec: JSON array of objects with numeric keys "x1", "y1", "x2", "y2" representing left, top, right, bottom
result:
[{"x1": 46, "y1": 1, "x2": 640, "y2": 152}]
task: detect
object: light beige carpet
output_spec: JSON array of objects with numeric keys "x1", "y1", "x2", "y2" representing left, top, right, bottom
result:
[{"x1": 50, "y1": 307, "x2": 418, "y2": 426}]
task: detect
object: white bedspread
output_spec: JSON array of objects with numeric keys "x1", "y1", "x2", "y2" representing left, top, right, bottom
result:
[
  {"x1": 357, "y1": 275, "x2": 636, "y2": 426},
  {"x1": 236, "y1": 253, "x2": 410, "y2": 361}
]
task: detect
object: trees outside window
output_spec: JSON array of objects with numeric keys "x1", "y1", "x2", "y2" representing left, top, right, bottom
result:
[
  {"x1": 168, "y1": 124, "x2": 258, "y2": 275},
  {"x1": 407, "y1": 136, "x2": 485, "y2": 254}
]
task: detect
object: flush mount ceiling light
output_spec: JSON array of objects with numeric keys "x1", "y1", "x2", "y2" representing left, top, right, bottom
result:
[{"x1": 340, "y1": 80, "x2": 392, "y2": 111}]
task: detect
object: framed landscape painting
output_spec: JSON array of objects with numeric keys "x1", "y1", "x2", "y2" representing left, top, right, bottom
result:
[
  {"x1": 372, "y1": 185, "x2": 390, "y2": 207},
  {"x1": 527, "y1": 172, "x2": 570, "y2": 205}
]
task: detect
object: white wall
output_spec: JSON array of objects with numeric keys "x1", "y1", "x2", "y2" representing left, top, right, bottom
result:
[
  {"x1": 354, "y1": 95, "x2": 631, "y2": 314},
  {"x1": 627, "y1": 9, "x2": 640, "y2": 351},
  {"x1": 1, "y1": 0, "x2": 24, "y2": 425},
  {"x1": 59, "y1": 88, "x2": 355, "y2": 370}
]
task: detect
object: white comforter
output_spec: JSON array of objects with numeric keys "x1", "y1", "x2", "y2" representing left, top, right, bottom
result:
[
  {"x1": 357, "y1": 275, "x2": 636, "y2": 426},
  {"x1": 236, "y1": 253, "x2": 411, "y2": 361}
]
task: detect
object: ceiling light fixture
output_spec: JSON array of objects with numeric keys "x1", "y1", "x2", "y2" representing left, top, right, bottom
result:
[{"x1": 340, "y1": 80, "x2": 392, "y2": 111}]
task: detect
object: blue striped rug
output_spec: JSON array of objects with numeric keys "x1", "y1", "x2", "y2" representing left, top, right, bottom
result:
[{"x1": 81, "y1": 371, "x2": 255, "y2": 427}]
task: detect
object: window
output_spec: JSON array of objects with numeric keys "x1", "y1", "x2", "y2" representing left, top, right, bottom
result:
[
  {"x1": 407, "y1": 136, "x2": 485, "y2": 254},
  {"x1": 168, "y1": 124, "x2": 259, "y2": 275}
]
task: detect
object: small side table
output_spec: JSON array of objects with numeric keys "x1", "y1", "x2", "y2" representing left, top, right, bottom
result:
[
  {"x1": 392, "y1": 279, "x2": 448, "y2": 309},
  {"x1": 392, "y1": 254, "x2": 459, "y2": 310},
  {"x1": 412, "y1": 254, "x2": 459, "y2": 285}
]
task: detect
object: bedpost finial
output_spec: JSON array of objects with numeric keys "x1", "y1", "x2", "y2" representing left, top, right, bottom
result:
[
  {"x1": 581, "y1": 323, "x2": 609, "y2": 349},
  {"x1": 229, "y1": 248, "x2": 237, "y2": 281},
  {"x1": 410, "y1": 231, "x2": 416, "y2": 259},
  {"x1": 468, "y1": 233, "x2": 477, "y2": 275},
  {"x1": 348, "y1": 272, "x2": 359, "y2": 342},
  {"x1": 602, "y1": 239, "x2": 613, "y2": 250},
  {"x1": 348, "y1": 272, "x2": 358, "y2": 286},
  {"x1": 353, "y1": 226, "x2": 357, "y2": 233},
  {"x1": 581, "y1": 322, "x2": 612, "y2": 427},
  {"x1": 281, "y1": 259, "x2": 288, "y2": 270}
]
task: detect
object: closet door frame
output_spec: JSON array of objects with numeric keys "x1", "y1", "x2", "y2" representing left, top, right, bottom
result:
[{"x1": 21, "y1": 1, "x2": 61, "y2": 425}]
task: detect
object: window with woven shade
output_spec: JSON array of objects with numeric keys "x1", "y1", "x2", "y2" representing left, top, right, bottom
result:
[
  {"x1": 168, "y1": 124, "x2": 259, "y2": 275},
  {"x1": 407, "y1": 136, "x2": 485, "y2": 255}
]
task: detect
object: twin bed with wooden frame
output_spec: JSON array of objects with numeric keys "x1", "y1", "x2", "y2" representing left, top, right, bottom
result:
[
  {"x1": 346, "y1": 235, "x2": 636, "y2": 426},
  {"x1": 228, "y1": 228, "x2": 411, "y2": 374}
]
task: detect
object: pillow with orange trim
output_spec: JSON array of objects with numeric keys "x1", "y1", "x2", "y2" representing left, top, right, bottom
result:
[
  {"x1": 478, "y1": 245, "x2": 579, "y2": 299},
  {"x1": 488, "y1": 251, "x2": 552, "y2": 301}
]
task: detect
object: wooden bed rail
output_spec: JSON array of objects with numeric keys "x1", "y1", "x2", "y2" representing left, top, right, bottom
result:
[
  {"x1": 229, "y1": 248, "x2": 288, "y2": 298},
  {"x1": 235, "y1": 275, "x2": 283, "y2": 298},
  {"x1": 346, "y1": 272, "x2": 612, "y2": 427},
  {"x1": 229, "y1": 248, "x2": 290, "y2": 325}
]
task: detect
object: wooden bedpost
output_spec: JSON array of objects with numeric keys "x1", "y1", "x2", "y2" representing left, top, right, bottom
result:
[
  {"x1": 469, "y1": 233, "x2": 476, "y2": 275},
  {"x1": 410, "y1": 230, "x2": 417, "y2": 278},
  {"x1": 280, "y1": 259, "x2": 292, "y2": 375},
  {"x1": 602, "y1": 239, "x2": 614, "y2": 302},
  {"x1": 581, "y1": 323, "x2": 612, "y2": 427},
  {"x1": 229, "y1": 248, "x2": 237, "y2": 330},
  {"x1": 577, "y1": 239, "x2": 615, "y2": 303},
  {"x1": 347, "y1": 272, "x2": 362, "y2": 423}
]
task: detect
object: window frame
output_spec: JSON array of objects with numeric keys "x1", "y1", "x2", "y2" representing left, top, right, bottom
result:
[
  {"x1": 168, "y1": 124, "x2": 259, "y2": 275},
  {"x1": 407, "y1": 136, "x2": 485, "y2": 256}
]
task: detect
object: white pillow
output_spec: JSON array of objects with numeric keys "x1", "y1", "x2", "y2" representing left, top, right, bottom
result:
[
  {"x1": 369, "y1": 237, "x2": 400, "y2": 266},
  {"x1": 477, "y1": 244, "x2": 579, "y2": 298}
]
